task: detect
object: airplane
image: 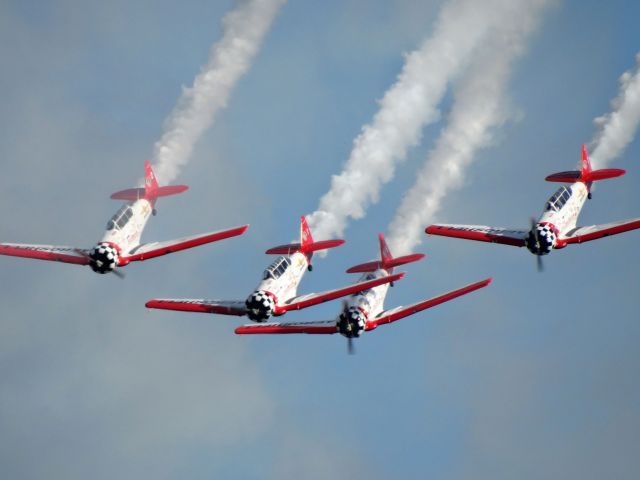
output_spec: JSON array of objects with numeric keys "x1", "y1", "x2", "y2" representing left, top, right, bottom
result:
[
  {"x1": 146, "y1": 217, "x2": 406, "y2": 322},
  {"x1": 425, "y1": 145, "x2": 640, "y2": 271},
  {"x1": 0, "y1": 160, "x2": 249, "y2": 277},
  {"x1": 234, "y1": 233, "x2": 492, "y2": 353}
]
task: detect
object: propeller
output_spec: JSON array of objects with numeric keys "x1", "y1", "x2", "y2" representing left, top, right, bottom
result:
[
  {"x1": 347, "y1": 337, "x2": 355, "y2": 355},
  {"x1": 339, "y1": 300, "x2": 357, "y2": 355},
  {"x1": 111, "y1": 268, "x2": 126, "y2": 279},
  {"x1": 529, "y1": 217, "x2": 544, "y2": 273},
  {"x1": 75, "y1": 249, "x2": 126, "y2": 279}
]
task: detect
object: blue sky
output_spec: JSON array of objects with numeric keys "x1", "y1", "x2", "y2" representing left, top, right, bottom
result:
[{"x1": 0, "y1": 1, "x2": 639, "y2": 479}]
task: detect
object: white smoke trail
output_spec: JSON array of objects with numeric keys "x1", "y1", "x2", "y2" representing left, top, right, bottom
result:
[
  {"x1": 307, "y1": 0, "x2": 528, "y2": 241},
  {"x1": 590, "y1": 53, "x2": 640, "y2": 168},
  {"x1": 152, "y1": 0, "x2": 286, "y2": 184},
  {"x1": 387, "y1": 0, "x2": 553, "y2": 255}
]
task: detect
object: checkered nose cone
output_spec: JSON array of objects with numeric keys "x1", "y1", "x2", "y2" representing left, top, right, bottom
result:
[
  {"x1": 245, "y1": 290, "x2": 275, "y2": 322},
  {"x1": 89, "y1": 243, "x2": 119, "y2": 274},
  {"x1": 337, "y1": 307, "x2": 366, "y2": 338},
  {"x1": 525, "y1": 224, "x2": 556, "y2": 256}
]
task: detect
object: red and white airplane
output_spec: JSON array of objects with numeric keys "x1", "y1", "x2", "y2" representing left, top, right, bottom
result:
[
  {"x1": 0, "y1": 161, "x2": 248, "y2": 277},
  {"x1": 235, "y1": 233, "x2": 492, "y2": 353},
  {"x1": 146, "y1": 217, "x2": 405, "y2": 322},
  {"x1": 426, "y1": 145, "x2": 640, "y2": 270}
]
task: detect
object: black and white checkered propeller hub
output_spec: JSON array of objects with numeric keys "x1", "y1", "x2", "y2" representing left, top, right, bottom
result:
[
  {"x1": 337, "y1": 305, "x2": 366, "y2": 355},
  {"x1": 525, "y1": 218, "x2": 556, "y2": 272},
  {"x1": 77, "y1": 243, "x2": 124, "y2": 278},
  {"x1": 245, "y1": 290, "x2": 276, "y2": 322},
  {"x1": 89, "y1": 243, "x2": 119, "y2": 274}
]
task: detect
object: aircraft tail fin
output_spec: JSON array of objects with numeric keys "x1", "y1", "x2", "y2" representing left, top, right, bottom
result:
[
  {"x1": 346, "y1": 233, "x2": 425, "y2": 273},
  {"x1": 265, "y1": 216, "x2": 345, "y2": 269},
  {"x1": 110, "y1": 160, "x2": 189, "y2": 202},
  {"x1": 545, "y1": 145, "x2": 625, "y2": 187}
]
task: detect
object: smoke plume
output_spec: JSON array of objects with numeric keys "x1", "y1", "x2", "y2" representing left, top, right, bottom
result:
[
  {"x1": 307, "y1": 0, "x2": 527, "y2": 241},
  {"x1": 152, "y1": 0, "x2": 286, "y2": 184},
  {"x1": 590, "y1": 53, "x2": 640, "y2": 168},
  {"x1": 387, "y1": 0, "x2": 553, "y2": 255}
]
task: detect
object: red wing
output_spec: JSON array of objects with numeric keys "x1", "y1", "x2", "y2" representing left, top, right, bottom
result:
[
  {"x1": 235, "y1": 320, "x2": 337, "y2": 335},
  {"x1": 367, "y1": 278, "x2": 492, "y2": 330},
  {"x1": 561, "y1": 218, "x2": 640, "y2": 244},
  {"x1": 124, "y1": 225, "x2": 248, "y2": 262},
  {"x1": 426, "y1": 224, "x2": 527, "y2": 247},
  {"x1": 282, "y1": 272, "x2": 405, "y2": 312},
  {"x1": 145, "y1": 299, "x2": 248, "y2": 316},
  {"x1": 0, "y1": 243, "x2": 90, "y2": 265}
]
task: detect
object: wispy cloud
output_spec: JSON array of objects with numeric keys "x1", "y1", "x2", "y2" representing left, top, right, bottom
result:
[
  {"x1": 307, "y1": 0, "x2": 523, "y2": 241},
  {"x1": 153, "y1": 0, "x2": 286, "y2": 184},
  {"x1": 386, "y1": 0, "x2": 553, "y2": 254},
  {"x1": 590, "y1": 53, "x2": 640, "y2": 168}
]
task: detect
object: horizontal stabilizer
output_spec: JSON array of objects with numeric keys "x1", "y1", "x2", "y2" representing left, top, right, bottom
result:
[
  {"x1": 123, "y1": 225, "x2": 249, "y2": 263},
  {"x1": 347, "y1": 253, "x2": 425, "y2": 273},
  {"x1": 111, "y1": 188, "x2": 146, "y2": 201},
  {"x1": 545, "y1": 171, "x2": 580, "y2": 183},
  {"x1": 545, "y1": 169, "x2": 625, "y2": 183},
  {"x1": 266, "y1": 239, "x2": 345, "y2": 255},
  {"x1": 347, "y1": 233, "x2": 425, "y2": 273},
  {"x1": 146, "y1": 299, "x2": 247, "y2": 316},
  {"x1": 111, "y1": 185, "x2": 189, "y2": 201},
  {"x1": 546, "y1": 145, "x2": 625, "y2": 184}
]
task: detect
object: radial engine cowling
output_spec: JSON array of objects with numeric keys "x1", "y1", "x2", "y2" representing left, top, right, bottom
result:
[
  {"x1": 245, "y1": 290, "x2": 276, "y2": 322},
  {"x1": 525, "y1": 223, "x2": 557, "y2": 256},
  {"x1": 337, "y1": 307, "x2": 366, "y2": 339},
  {"x1": 89, "y1": 242, "x2": 119, "y2": 274}
]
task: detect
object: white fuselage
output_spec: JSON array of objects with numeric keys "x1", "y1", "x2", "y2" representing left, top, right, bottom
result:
[
  {"x1": 100, "y1": 199, "x2": 153, "y2": 253},
  {"x1": 255, "y1": 251, "x2": 309, "y2": 306},
  {"x1": 342, "y1": 269, "x2": 391, "y2": 320},
  {"x1": 537, "y1": 182, "x2": 588, "y2": 237}
]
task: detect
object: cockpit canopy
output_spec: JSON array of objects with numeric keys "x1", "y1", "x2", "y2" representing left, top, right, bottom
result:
[
  {"x1": 106, "y1": 205, "x2": 134, "y2": 230},
  {"x1": 263, "y1": 256, "x2": 291, "y2": 280},
  {"x1": 545, "y1": 186, "x2": 572, "y2": 212}
]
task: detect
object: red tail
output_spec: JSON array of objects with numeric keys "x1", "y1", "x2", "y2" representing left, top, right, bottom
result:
[
  {"x1": 265, "y1": 216, "x2": 345, "y2": 269},
  {"x1": 346, "y1": 233, "x2": 425, "y2": 273},
  {"x1": 545, "y1": 144, "x2": 625, "y2": 188},
  {"x1": 144, "y1": 160, "x2": 160, "y2": 193},
  {"x1": 110, "y1": 160, "x2": 189, "y2": 202}
]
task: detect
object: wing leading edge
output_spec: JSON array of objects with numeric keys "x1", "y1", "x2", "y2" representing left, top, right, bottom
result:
[
  {"x1": 561, "y1": 218, "x2": 640, "y2": 245},
  {"x1": 426, "y1": 224, "x2": 528, "y2": 247},
  {"x1": 145, "y1": 299, "x2": 248, "y2": 316},
  {"x1": 0, "y1": 243, "x2": 90, "y2": 265},
  {"x1": 124, "y1": 225, "x2": 249, "y2": 262}
]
